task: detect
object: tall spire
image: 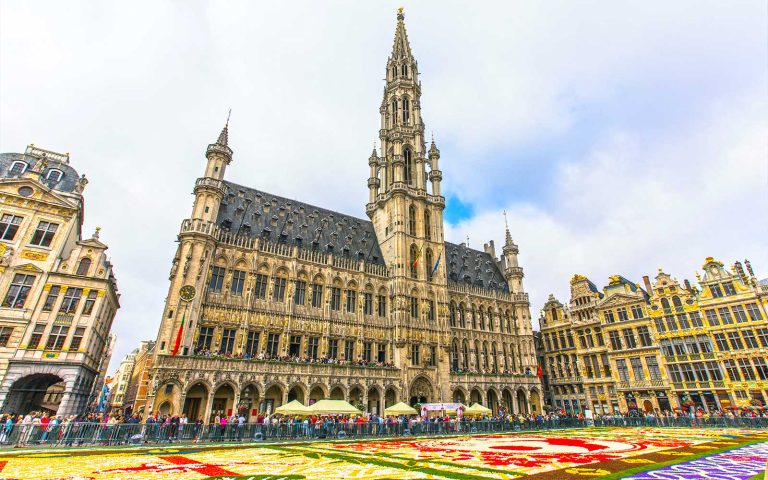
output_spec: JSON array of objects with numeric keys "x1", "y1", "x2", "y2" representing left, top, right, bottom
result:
[
  {"x1": 391, "y1": 8, "x2": 414, "y2": 61},
  {"x1": 216, "y1": 109, "x2": 231, "y2": 146}
]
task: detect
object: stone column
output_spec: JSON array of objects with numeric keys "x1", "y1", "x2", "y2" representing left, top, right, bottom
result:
[{"x1": 203, "y1": 393, "x2": 215, "y2": 424}]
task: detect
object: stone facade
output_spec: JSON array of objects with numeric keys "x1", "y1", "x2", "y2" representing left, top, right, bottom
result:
[
  {"x1": 538, "y1": 257, "x2": 767, "y2": 414},
  {"x1": 0, "y1": 145, "x2": 120, "y2": 416},
  {"x1": 147, "y1": 11, "x2": 540, "y2": 422}
]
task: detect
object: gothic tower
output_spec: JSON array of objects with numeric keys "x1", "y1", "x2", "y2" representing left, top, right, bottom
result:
[
  {"x1": 155, "y1": 122, "x2": 232, "y2": 356},
  {"x1": 367, "y1": 9, "x2": 450, "y2": 402}
]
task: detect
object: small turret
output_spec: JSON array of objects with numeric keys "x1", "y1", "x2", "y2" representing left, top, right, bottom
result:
[
  {"x1": 501, "y1": 213, "x2": 523, "y2": 293},
  {"x1": 192, "y1": 117, "x2": 232, "y2": 222}
]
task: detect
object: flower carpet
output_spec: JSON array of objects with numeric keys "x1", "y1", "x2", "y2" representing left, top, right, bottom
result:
[{"x1": 0, "y1": 427, "x2": 765, "y2": 479}]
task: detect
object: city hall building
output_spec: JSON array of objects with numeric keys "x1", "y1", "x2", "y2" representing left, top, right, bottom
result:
[{"x1": 148, "y1": 11, "x2": 541, "y2": 421}]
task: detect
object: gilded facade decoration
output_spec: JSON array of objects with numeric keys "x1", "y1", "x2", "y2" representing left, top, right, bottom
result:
[{"x1": 0, "y1": 145, "x2": 120, "y2": 415}]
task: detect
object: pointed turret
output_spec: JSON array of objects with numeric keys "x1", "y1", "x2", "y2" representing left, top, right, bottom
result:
[
  {"x1": 391, "y1": 8, "x2": 414, "y2": 61},
  {"x1": 206, "y1": 114, "x2": 233, "y2": 164},
  {"x1": 193, "y1": 117, "x2": 232, "y2": 221},
  {"x1": 502, "y1": 216, "x2": 523, "y2": 293}
]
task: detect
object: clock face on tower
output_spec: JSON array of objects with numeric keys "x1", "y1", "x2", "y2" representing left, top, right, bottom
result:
[{"x1": 179, "y1": 285, "x2": 196, "y2": 302}]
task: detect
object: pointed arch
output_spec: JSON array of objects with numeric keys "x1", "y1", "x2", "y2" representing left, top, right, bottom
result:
[
  {"x1": 461, "y1": 339, "x2": 469, "y2": 370},
  {"x1": 423, "y1": 209, "x2": 431, "y2": 240},
  {"x1": 409, "y1": 243, "x2": 418, "y2": 279},
  {"x1": 450, "y1": 338, "x2": 460, "y2": 371},
  {"x1": 408, "y1": 204, "x2": 417, "y2": 236},
  {"x1": 449, "y1": 301, "x2": 456, "y2": 327},
  {"x1": 425, "y1": 248, "x2": 434, "y2": 281},
  {"x1": 402, "y1": 96, "x2": 410, "y2": 125},
  {"x1": 404, "y1": 148, "x2": 413, "y2": 185}
]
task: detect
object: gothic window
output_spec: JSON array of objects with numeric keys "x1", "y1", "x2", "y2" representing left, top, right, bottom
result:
[
  {"x1": 411, "y1": 344, "x2": 420, "y2": 366},
  {"x1": 404, "y1": 148, "x2": 413, "y2": 185},
  {"x1": 328, "y1": 338, "x2": 339, "y2": 359},
  {"x1": 498, "y1": 313, "x2": 504, "y2": 333},
  {"x1": 459, "y1": 303, "x2": 466, "y2": 328},
  {"x1": 451, "y1": 340, "x2": 459, "y2": 370},
  {"x1": 254, "y1": 273, "x2": 268, "y2": 299},
  {"x1": 449, "y1": 302, "x2": 456, "y2": 327},
  {"x1": 479, "y1": 309, "x2": 485, "y2": 330},
  {"x1": 488, "y1": 308, "x2": 494, "y2": 331},
  {"x1": 661, "y1": 297, "x2": 671, "y2": 312},
  {"x1": 409, "y1": 243, "x2": 418, "y2": 278},
  {"x1": 471, "y1": 305, "x2": 477, "y2": 329},
  {"x1": 492, "y1": 343, "x2": 499, "y2": 373},
  {"x1": 74, "y1": 257, "x2": 91, "y2": 276},
  {"x1": 425, "y1": 248, "x2": 433, "y2": 281},
  {"x1": 289, "y1": 335, "x2": 302, "y2": 356},
  {"x1": 219, "y1": 328, "x2": 236, "y2": 354},
  {"x1": 672, "y1": 296, "x2": 683, "y2": 310},
  {"x1": 196, "y1": 327, "x2": 214, "y2": 351},
  {"x1": 308, "y1": 337, "x2": 319, "y2": 359},
  {"x1": 401, "y1": 64, "x2": 407, "y2": 77},
  {"x1": 311, "y1": 282, "x2": 323, "y2": 308},
  {"x1": 423, "y1": 210, "x2": 431, "y2": 240},
  {"x1": 293, "y1": 280, "x2": 306, "y2": 305},
  {"x1": 410, "y1": 296, "x2": 419, "y2": 319},
  {"x1": 391, "y1": 98, "x2": 398, "y2": 125},
  {"x1": 345, "y1": 288, "x2": 357, "y2": 313},
  {"x1": 408, "y1": 205, "x2": 417, "y2": 235},
  {"x1": 330, "y1": 287, "x2": 341, "y2": 311},
  {"x1": 266, "y1": 333, "x2": 280, "y2": 356},
  {"x1": 344, "y1": 339, "x2": 354, "y2": 360},
  {"x1": 272, "y1": 276, "x2": 287, "y2": 302},
  {"x1": 377, "y1": 293, "x2": 387, "y2": 317},
  {"x1": 231, "y1": 270, "x2": 246, "y2": 296},
  {"x1": 482, "y1": 342, "x2": 489, "y2": 371},
  {"x1": 462, "y1": 340, "x2": 469, "y2": 369},
  {"x1": 378, "y1": 343, "x2": 386, "y2": 362},
  {"x1": 363, "y1": 292, "x2": 373, "y2": 315},
  {"x1": 391, "y1": 65, "x2": 397, "y2": 79},
  {"x1": 245, "y1": 331, "x2": 260, "y2": 357},
  {"x1": 402, "y1": 97, "x2": 410, "y2": 124},
  {"x1": 208, "y1": 267, "x2": 225, "y2": 293}
]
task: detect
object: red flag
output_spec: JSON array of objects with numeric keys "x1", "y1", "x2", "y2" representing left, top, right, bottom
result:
[
  {"x1": 537, "y1": 364, "x2": 543, "y2": 378},
  {"x1": 171, "y1": 312, "x2": 185, "y2": 356}
]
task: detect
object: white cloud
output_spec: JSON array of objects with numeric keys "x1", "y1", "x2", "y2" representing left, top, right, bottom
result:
[{"x1": 1, "y1": 1, "x2": 765, "y2": 372}]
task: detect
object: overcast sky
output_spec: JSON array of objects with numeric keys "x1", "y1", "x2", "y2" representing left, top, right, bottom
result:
[{"x1": 1, "y1": 1, "x2": 766, "y2": 374}]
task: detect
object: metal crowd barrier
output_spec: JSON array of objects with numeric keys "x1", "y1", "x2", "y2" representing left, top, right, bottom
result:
[{"x1": 0, "y1": 416, "x2": 765, "y2": 448}]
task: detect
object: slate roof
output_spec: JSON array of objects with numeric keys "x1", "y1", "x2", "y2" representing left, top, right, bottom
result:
[
  {"x1": 0, "y1": 152, "x2": 80, "y2": 193},
  {"x1": 216, "y1": 181, "x2": 386, "y2": 265},
  {"x1": 216, "y1": 180, "x2": 510, "y2": 292},
  {"x1": 444, "y1": 242, "x2": 508, "y2": 292}
]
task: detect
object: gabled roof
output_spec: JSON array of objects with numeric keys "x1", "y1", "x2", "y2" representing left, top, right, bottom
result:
[{"x1": 216, "y1": 181, "x2": 385, "y2": 265}]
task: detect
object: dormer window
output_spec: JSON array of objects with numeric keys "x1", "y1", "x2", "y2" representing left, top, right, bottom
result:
[
  {"x1": 9, "y1": 161, "x2": 27, "y2": 175},
  {"x1": 46, "y1": 169, "x2": 63, "y2": 182}
]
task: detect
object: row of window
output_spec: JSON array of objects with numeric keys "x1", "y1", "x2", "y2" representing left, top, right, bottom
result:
[
  {"x1": 2, "y1": 274, "x2": 97, "y2": 315},
  {"x1": 723, "y1": 358, "x2": 768, "y2": 382},
  {"x1": 702, "y1": 303, "x2": 763, "y2": 326},
  {"x1": 607, "y1": 326, "x2": 654, "y2": 351},
  {"x1": 196, "y1": 328, "x2": 388, "y2": 363},
  {"x1": 27, "y1": 323, "x2": 86, "y2": 351},
  {"x1": 448, "y1": 302, "x2": 516, "y2": 334},
  {"x1": 660, "y1": 335, "x2": 714, "y2": 356},
  {"x1": 208, "y1": 269, "x2": 389, "y2": 316},
  {"x1": 653, "y1": 311, "x2": 704, "y2": 332},
  {"x1": 542, "y1": 330, "x2": 576, "y2": 351},
  {"x1": 8, "y1": 161, "x2": 64, "y2": 182},
  {"x1": 449, "y1": 339, "x2": 523, "y2": 373},
  {"x1": 713, "y1": 328, "x2": 768, "y2": 351},
  {"x1": 709, "y1": 281, "x2": 738, "y2": 298},
  {"x1": 615, "y1": 356, "x2": 663, "y2": 382},
  {"x1": 667, "y1": 361, "x2": 724, "y2": 383},
  {"x1": 0, "y1": 214, "x2": 58, "y2": 247},
  {"x1": 410, "y1": 343, "x2": 437, "y2": 367},
  {"x1": 603, "y1": 304, "x2": 645, "y2": 323}
]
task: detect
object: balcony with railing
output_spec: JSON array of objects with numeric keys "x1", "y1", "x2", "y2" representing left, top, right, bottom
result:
[
  {"x1": 672, "y1": 380, "x2": 726, "y2": 390},
  {"x1": 618, "y1": 379, "x2": 668, "y2": 390}
]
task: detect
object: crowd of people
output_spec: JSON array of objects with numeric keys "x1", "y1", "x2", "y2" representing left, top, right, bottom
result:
[
  {"x1": 192, "y1": 349, "x2": 397, "y2": 368},
  {"x1": 0, "y1": 405, "x2": 765, "y2": 447}
]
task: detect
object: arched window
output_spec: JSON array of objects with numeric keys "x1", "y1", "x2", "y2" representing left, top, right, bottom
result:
[
  {"x1": 471, "y1": 305, "x2": 477, "y2": 329},
  {"x1": 392, "y1": 65, "x2": 397, "y2": 79},
  {"x1": 76, "y1": 257, "x2": 91, "y2": 276},
  {"x1": 425, "y1": 249, "x2": 434, "y2": 281},
  {"x1": 672, "y1": 296, "x2": 683, "y2": 309},
  {"x1": 492, "y1": 343, "x2": 499, "y2": 373},
  {"x1": 474, "y1": 341, "x2": 481, "y2": 371},
  {"x1": 498, "y1": 313, "x2": 504, "y2": 333},
  {"x1": 409, "y1": 243, "x2": 418, "y2": 279},
  {"x1": 462, "y1": 340, "x2": 469, "y2": 370},
  {"x1": 403, "y1": 148, "x2": 413, "y2": 185},
  {"x1": 482, "y1": 342, "x2": 489, "y2": 371},
  {"x1": 661, "y1": 298, "x2": 670, "y2": 311},
  {"x1": 449, "y1": 302, "x2": 456, "y2": 327},
  {"x1": 502, "y1": 344, "x2": 509, "y2": 371},
  {"x1": 479, "y1": 309, "x2": 485, "y2": 330},
  {"x1": 451, "y1": 340, "x2": 459, "y2": 371},
  {"x1": 391, "y1": 98, "x2": 398, "y2": 125},
  {"x1": 401, "y1": 64, "x2": 407, "y2": 78},
  {"x1": 402, "y1": 98, "x2": 410, "y2": 124},
  {"x1": 46, "y1": 169, "x2": 63, "y2": 182},
  {"x1": 423, "y1": 210, "x2": 431, "y2": 240},
  {"x1": 408, "y1": 205, "x2": 416, "y2": 236},
  {"x1": 506, "y1": 312, "x2": 512, "y2": 333},
  {"x1": 9, "y1": 161, "x2": 27, "y2": 175},
  {"x1": 488, "y1": 308, "x2": 494, "y2": 331},
  {"x1": 459, "y1": 304, "x2": 466, "y2": 328}
]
